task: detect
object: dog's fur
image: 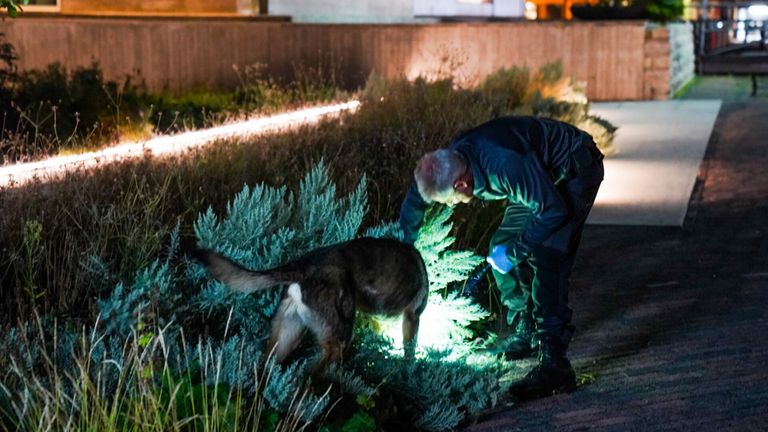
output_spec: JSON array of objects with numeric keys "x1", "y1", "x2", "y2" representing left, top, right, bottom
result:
[{"x1": 192, "y1": 237, "x2": 429, "y2": 371}]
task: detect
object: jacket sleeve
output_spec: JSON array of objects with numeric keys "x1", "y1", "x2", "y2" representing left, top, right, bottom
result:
[
  {"x1": 399, "y1": 182, "x2": 429, "y2": 245},
  {"x1": 500, "y1": 153, "x2": 568, "y2": 265}
]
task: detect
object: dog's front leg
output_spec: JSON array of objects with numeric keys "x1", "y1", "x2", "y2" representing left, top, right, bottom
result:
[
  {"x1": 402, "y1": 285, "x2": 428, "y2": 359},
  {"x1": 402, "y1": 309, "x2": 420, "y2": 359}
]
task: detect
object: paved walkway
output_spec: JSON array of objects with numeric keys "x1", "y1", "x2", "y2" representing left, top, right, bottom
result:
[
  {"x1": 465, "y1": 77, "x2": 768, "y2": 431},
  {"x1": 587, "y1": 99, "x2": 721, "y2": 226}
]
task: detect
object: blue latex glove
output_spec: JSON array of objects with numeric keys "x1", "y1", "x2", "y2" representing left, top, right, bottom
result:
[{"x1": 487, "y1": 245, "x2": 515, "y2": 274}]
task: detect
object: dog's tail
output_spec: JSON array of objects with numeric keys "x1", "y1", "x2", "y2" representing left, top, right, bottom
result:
[{"x1": 191, "y1": 249, "x2": 289, "y2": 294}]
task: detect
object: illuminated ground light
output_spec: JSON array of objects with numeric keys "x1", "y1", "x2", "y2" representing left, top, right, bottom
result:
[
  {"x1": 374, "y1": 300, "x2": 482, "y2": 361},
  {"x1": 0, "y1": 101, "x2": 361, "y2": 188}
]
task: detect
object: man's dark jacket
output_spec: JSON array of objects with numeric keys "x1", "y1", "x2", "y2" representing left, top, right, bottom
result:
[{"x1": 400, "y1": 116, "x2": 595, "y2": 266}]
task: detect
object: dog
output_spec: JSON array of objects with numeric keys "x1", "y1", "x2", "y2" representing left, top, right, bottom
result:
[{"x1": 192, "y1": 237, "x2": 429, "y2": 372}]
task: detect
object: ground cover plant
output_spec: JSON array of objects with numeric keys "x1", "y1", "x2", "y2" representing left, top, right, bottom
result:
[{"x1": 0, "y1": 63, "x2": 616, "y2": 430}]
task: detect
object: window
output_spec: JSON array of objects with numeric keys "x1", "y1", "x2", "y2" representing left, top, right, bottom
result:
[{"x1": 24, "y1": 0, "x2": 60, "y2": 13}]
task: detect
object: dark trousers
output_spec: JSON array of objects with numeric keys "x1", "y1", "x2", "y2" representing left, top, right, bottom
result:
[
  {"x1": 490, "y1": 205, "x2": 534, "y2": 327},
  {"x1": 491, "y1": 146, "x2": 604, "y2": 346}
]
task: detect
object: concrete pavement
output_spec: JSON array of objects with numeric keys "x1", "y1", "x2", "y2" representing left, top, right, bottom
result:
[{"x1": 587, "y1": 100, "x2": 721, "y2": 226}]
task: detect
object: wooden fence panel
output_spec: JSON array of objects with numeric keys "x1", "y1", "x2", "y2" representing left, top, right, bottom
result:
[{"x1": 2, "y1": 17, "x2": 650, "y2": 100}]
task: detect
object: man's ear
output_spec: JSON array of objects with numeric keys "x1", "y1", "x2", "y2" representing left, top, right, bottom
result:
[
  {"x1": 453, "y1": 168, "x2": 473, "y2": 195},
  {"x1": 454, "y1": 179, "x2": 471, "y2": 195}
]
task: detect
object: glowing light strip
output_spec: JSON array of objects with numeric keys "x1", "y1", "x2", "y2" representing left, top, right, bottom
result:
[{"x1": 0, "y1": 100, "x2": 361, "y2": 188}]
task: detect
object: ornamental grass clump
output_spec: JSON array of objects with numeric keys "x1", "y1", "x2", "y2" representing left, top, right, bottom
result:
[{"x1": 0, "y1": 315, "x2": 323, "y2": 432}]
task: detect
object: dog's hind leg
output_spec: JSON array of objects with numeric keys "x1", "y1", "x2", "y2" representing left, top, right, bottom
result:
[
  {"x1": 312, "y1": 334, "x2": 346, "y2": 374},
  {"x1": 267, "y1": 296, "x2": 306, "y2": 364},
  {"x1": 310, "y1": 316, "x2": 354, "y2": 374},
  {"x1": 306, "y1": 291, "x2": 355, "y2": 374},
  {"x1": 402, "y1": 310, "x2": 419, "y2": 359}
]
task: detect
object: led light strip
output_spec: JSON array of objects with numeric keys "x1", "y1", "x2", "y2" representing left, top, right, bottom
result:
[{"x1": 0, "y1": 100, "x2": 361, "y2": 188}]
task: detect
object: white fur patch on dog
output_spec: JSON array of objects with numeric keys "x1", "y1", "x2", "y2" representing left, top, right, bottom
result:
[{"x1": 287, "y1": 283, "x2": 312, "y2": 323}]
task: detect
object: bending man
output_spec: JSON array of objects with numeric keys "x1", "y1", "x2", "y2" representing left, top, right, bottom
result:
[{"x1": 399, "y1": 116, "x2": 604, "y2": 400}]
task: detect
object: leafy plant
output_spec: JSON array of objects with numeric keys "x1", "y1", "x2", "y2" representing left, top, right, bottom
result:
[
  {"x1": 574, "y1": 0, "x2": 683, "y2": 22},
  {"x1": 0, "y1": 0, "x2": 27, "y2": 18},
  {"x1": 643, "y1": 0, "x2": 683, "y2": 23},
  {"x1": 0, "y1": 32, "x2": 17, "y2": 87},
  {"x1": 154, "y1": 366, "x2": 238, "y2": 431},
  {"x1": 1, "y1": 62, "x2": 124, "y2": 162}
]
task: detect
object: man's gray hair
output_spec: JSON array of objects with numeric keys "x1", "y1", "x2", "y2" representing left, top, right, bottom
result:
[{"x1": 414, "y1": 149, "x2": 467, "y2": 203}]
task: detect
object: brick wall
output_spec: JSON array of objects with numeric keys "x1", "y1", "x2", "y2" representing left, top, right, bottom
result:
[{"x1": 643, "y1": 22, "x2": 695, "y2": 100}]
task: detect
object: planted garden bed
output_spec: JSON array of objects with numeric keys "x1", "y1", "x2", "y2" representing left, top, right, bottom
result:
[{"x1": 0, "y1": 61, "x2": 615, "y2": 431}]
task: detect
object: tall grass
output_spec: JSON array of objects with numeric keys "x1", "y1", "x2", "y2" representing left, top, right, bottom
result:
[{"x1": 0, "y1": 314, "x2": 324, "y2": 432}]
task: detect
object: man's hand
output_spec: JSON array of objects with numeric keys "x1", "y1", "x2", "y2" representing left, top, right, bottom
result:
[{"x1": 487, "y1": 245, "x2": 515, "y2": 274}]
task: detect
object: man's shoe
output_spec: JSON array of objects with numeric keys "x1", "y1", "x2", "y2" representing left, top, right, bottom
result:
[
  {"x1": 500, "y1": 335, "x2": 536, "y2": 360},
  {"x1": 508, "y1": 336, "x2": 576, "y2": 402},
  {"x1": 500, "y1": 314, "x2": 537, "y2": 360}
]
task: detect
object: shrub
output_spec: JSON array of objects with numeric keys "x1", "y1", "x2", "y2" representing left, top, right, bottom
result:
[
  {"x1": 0, "y1": 0, "x2": 25, "y2": 17},
  {"x1": 643, "y1": 0, "x2": 684, "y2": 23},
  {"x1": 0, "y1": 33, "x2": 17, "y2": 88},
  {"x1": 1, "y1": 62, "x2": 127, "y2": 163}
]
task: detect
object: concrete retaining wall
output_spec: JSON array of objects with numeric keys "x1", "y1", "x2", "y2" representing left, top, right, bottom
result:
[
  {"x1": 668, "y1": 22, "x2": 695, "y2": 95},
  {"x1": 269, "y1": 0, "x2": 429, "y2": 23}
]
